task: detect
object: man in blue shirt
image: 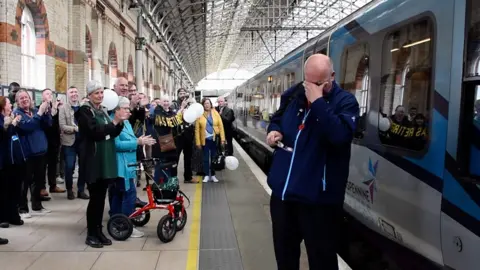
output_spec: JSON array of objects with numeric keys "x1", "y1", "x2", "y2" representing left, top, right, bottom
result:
[{"x1": 266, "y1": 54, "x2": 359, "y2": 270}]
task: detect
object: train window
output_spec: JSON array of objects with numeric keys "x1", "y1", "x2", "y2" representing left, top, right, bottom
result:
[
  {"x1": 316, "y1": 47, "x2": 327, "y2": 55},
  {"x1": 341, "y1": 43, "x2": 370, "y2": 138},
  {"x1": 466, "y1": 0, "x2": 480, "y2": 77},
  {"x1": 379, "y1": 18, "x2": 433, "y2": 151}
]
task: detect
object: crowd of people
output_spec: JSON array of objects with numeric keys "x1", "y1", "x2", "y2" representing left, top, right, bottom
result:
[{"x1": 0, "y1": 78, "x2": 235, "y2": 247}]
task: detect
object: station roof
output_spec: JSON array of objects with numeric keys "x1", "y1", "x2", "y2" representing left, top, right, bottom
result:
[{"x1": 137, "y1": 0, "x2": 372, "y2": 86}]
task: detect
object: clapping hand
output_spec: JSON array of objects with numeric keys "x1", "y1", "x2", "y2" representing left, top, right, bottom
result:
[
  {"x1": 138, "y1": 135, "x2": 156, "y2": 146},
  {"x1": 38, "y1": 101, "x2": 49, "y2": 115}
]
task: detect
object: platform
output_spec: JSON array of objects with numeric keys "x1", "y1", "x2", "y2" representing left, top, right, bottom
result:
[{"x1": 0, "y1": 141, "x2": 350, "y2": 270}]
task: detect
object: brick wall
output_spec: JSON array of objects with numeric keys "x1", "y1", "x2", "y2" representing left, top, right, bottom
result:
[{"x1": 0, "y1": 0, "x2": 183, "y2": 98}]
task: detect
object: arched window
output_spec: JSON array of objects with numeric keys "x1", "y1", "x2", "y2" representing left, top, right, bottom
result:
[
  {"x1": 21, "y1": 8, "x2": 36, "y2": 88},
  {"x1": 359, "y1": 69, "x2": 369, "y2": 115}
]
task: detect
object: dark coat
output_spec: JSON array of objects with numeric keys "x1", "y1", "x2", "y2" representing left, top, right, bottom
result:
[
  {"x1": 267, "y1": 81, "x2": 359, "y2": 205},
  {"x1": 75, "y1": 103, "x2": 123, "y2": 184}
]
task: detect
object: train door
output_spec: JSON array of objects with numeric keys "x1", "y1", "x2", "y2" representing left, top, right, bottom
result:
[{"x1": 440, "y1": 1, "x2": 480, "y2": 269}]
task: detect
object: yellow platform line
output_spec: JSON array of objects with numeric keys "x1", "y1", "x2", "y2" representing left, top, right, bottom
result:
[{"x1": 186, "y1": 179, "x2": 203, "y2": 270}]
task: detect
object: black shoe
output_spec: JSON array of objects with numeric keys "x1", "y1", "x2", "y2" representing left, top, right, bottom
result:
[
  {"x1": 0, "y1": 237, "x2": 8, "y2": 245},
  {"x1": 40, "y1": 196, "x2": 51, "y2": 201},
  {"x1": 85, "y1": 235, "x2": 103, "y2": 248},
  {"x1": 9, "y1": 219, "x2": 24, "y2": 226},
  {"x1": 0, "y1": 222, "x2": 9, "y2": 228},
  {"x1": 77, "y1": 192, "x2": 90, "y2": 200},
  {"x1": 97, "y1": 226, "x2": 112, "y2": 246},
  {"x1": 67, "y1": 190, "x2": 75, "y2": 200},
  {"x1": 135, "y1": 198, "x2": 147, "y2": 207}
]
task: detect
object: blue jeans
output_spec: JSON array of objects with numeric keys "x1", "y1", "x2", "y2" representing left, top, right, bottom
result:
[
  {"x1": 63, "y1": 143, "x2": 84, "y2": 192},
  {"x1": 202, "y1": 139, "x2": 217, "y2": 177},
  {"x1": 108, "y1": 178, "x2": 136, "y2": 217}
]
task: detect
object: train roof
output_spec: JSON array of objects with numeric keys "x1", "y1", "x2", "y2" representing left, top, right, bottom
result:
[{"x1": 235, "y1": 0, "x2": 383, "y2": 89}]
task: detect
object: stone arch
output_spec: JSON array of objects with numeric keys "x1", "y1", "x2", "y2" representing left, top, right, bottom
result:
[
  {"x1": 127, "y1": 55, "x2": 134, "y2": 82},
  {"x1": 15, "y1": 0, "x2": 50, "y2": 53},
  {"x1": 108, "y1": 42, "x2": 118, "y2": 77},
  {"x1": 86, "y1": 26, "x2": 93, "y2": 76}
]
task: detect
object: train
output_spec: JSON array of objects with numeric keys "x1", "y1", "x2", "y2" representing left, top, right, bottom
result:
[{"x1": 229, "y1": 0, "x2": 480, "y2": 269}]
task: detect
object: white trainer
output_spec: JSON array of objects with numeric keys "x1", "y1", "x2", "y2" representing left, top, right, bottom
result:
[
  {"x1": 131, "y1": 227, "x2": 144, "y2": 238},
  {"x1": 32, "y1": 208, "x2": 51, "y2": 214},
  {"x1": 211, "y1": 176, "x2": 219, "y2": 183},
  {"x1": 20, "y1": 212, "x2": 31, "y2": 219},
  {"x1": 203, "y1": 176, "x2": 210, "y2": 183}
]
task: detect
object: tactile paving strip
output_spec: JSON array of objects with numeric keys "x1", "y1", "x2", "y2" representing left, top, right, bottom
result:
[{"x1": 199, "y1": 179, "x2": 244, "y2": 270}]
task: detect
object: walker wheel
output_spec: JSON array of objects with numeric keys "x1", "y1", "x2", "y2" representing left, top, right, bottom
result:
[
  {"x1": 176, "y1": 209, "x2": 188, "y2": 231},
  {"x1": 107, "y1": 214, "x2": 133, "y2": 241},
  {"x1": 157, "y1": 214, "x2": 177, "y2": 243},
  {"x1": 131, "y1": 208, "x2": 151, "y2": 227}
]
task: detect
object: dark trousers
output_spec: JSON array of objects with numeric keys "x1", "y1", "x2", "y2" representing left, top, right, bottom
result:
[
  {"x1": 108, "y1": 178, "x2": 136, "y2": 217},
  {"x1": 202, "y1": 139, "x2": 217, "y2": 177},
  {"x1": 63, "y1": 143, "x2": 84, "y2": 192},
  {"x1": 0, "y1": 165, "x2": 23, "y2": 223},
  {"x1": 86, "y1": 180, "x2": 109, "y2": 232},
  {"x1": 270, "y1": 195, "x2": 342, "y2": 270},
  {"x1": 225, "y1": 126, "x2": 234, "y2": 155},
  {"x1": 44, "y1": 144, "x2": 59, "y2": 189},
  {"x1": 175, "y1": 134, "x2": 193, "y2": 180},
  {"x1": 57, "y1": 146, "x2": 64, "y2": 178},
  {"x1": 21, "y1": 155, "x2": 46, "y2": 212}
]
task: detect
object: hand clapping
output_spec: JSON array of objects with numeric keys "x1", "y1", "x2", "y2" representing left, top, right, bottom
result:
[{"x1": 138, "y1": 135, "x2": 156, "y2": 146}]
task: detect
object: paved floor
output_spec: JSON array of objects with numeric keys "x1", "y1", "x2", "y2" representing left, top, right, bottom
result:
[{"x1": 0, "y1": 142, "x2": 289, "y2": 270}]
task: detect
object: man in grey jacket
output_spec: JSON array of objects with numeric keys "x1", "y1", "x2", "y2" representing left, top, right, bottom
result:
[{"x1": 59, "y1": 86, "x2": 89, "y2": 200}]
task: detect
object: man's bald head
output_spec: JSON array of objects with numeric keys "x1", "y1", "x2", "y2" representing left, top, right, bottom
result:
[
  {"x1": 114, "y1": 77, "x2": 129, "y2": 97},
  {"x1": 304, "y1": 54, "x2": 335, "y2": 92}
]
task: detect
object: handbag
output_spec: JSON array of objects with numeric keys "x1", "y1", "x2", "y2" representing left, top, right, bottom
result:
[{"x1": 158, "y1": 132, "x2": 176, "y2": 152}]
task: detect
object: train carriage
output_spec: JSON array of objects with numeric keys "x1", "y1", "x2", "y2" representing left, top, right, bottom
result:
[{"x1": 231, "y1": 0, "x2": 480, "y2": 269}]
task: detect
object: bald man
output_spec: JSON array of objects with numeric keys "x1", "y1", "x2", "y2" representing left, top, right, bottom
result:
[{"x1": 266, "y1": 54, "x2": 359, "y2": 270}]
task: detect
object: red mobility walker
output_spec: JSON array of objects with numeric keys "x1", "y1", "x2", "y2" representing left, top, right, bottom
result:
[{"x1": 107, "y1": 158, "x2": 189, "y2": 243}]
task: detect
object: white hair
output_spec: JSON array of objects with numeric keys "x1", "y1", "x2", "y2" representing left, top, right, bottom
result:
[
  {"x1": 117, "y1": 96, "x2": 130, "y2": 108},
  {"x1": 86, "y1": 80, "x2": 103, "y2": 95}
]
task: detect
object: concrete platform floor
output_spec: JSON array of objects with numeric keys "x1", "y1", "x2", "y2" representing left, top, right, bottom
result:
[{"x1": 0, "y1": 141, "x2": 349, "y2": 270}]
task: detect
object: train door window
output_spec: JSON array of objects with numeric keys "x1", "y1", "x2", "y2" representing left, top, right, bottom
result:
[
  {"x1": 459, "y1": 81, "x2": 480, "y2": 178},
  {"x1": 379, "y1": 18, "x2": 434, "y2": 152},
  {"x1": 465, "y1": 0, "x2": 480, "y2": 77},
  {"x1": 459, "y1": 0, "x2": 480, "y2": 179},
  {"x1": 341, "y1": 43, "x2": 370, "y2": 138}
]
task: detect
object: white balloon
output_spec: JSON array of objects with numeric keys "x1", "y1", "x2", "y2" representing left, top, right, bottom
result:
[
  {"x1": 183, "y1": 107, "x2": 197, "y2": 124},
  {"x1": 367, "y1": 110, "x2": 391, "y2": 131},
  {"x1": 190, "y1": 103, "x2": 204, "y2": 118},
  {"x1": 379, "y1": 117, "x2": 391, "y2": 132},
  {"x1": 225, "y1": 156, "x2": 239, "y2": 170},
  {"x1": 101, "y1": 89, "x2": 119, "y2": 111}
]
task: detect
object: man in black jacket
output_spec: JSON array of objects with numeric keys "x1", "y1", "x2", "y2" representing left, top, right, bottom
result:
[
  {"x1": 216, "y1": 97, "x2": 235, "y2": 155},
  {"x1": 39, "y1": 89, "x2": 66, "y2": 199},
  {"x1": 170, "y1": 88, "x2": 196, "y2": 183}
]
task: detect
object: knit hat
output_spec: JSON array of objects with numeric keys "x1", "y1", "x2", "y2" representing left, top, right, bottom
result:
[{"x1": 86, "y1": 80, "x2": 103, "y2": 95}]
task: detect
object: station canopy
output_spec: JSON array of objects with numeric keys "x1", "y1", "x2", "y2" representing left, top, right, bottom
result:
[{"x1": 137, "y1": 0, "x2": 373, "y2": 86}]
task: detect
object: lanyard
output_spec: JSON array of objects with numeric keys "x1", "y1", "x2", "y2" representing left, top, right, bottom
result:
[{"x1": 298, "y1": 109, "x2": 310, "y2": 131}]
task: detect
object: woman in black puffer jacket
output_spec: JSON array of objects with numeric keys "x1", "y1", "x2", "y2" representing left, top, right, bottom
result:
[{"x1": 0, "y1": 96, "x2": 28, "y2": 244}]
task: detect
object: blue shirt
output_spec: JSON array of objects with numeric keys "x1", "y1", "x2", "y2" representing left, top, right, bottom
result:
[{"x1": 205, "y1": 114, "x2": 214, "y2": 140}]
